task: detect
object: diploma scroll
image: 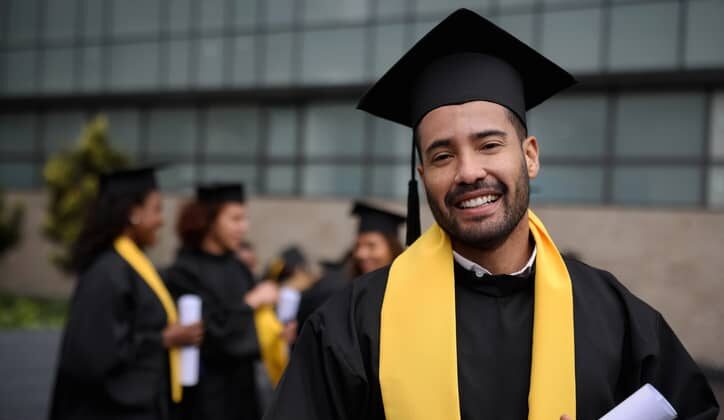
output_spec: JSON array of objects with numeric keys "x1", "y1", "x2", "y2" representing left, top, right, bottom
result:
[
  {"x1": 276, "y1": 286, "x2": 301, "y2": 324},
  {"x1": 599, "y1": 383, "x2": 677, "y2": 420},
  {"x1": 178, "y1": 294, "x2": 202, "y2": 386}
]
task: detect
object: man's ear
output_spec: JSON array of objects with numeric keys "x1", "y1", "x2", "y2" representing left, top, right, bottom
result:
[{"x1": 523, "y1": 136, "x2": 540, "y2": 179}]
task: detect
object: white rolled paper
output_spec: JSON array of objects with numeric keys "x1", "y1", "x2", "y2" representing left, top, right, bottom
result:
[
  {"x1": 177, "y1": 294, "x2": 202, "y2": 386},
  {"x1": 276, "y1": 286, "x2": 301, "y2": 324},
  {"x1": 599, "y1": 383, "x2": 677, "y2": 420}
]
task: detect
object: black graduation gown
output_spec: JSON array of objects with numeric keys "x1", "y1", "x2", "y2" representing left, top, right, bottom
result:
[
  {"x1": 163, "y1": 248, "x2": 261, "y2": 420},
  {"x1": 264, "y1": 257, "x2": 720, "y2": 420},
  {"x1": 296, "y1": 267, "x2": 349, "y2": 329},
  {"x1": 49, "y1": 250, "x2": 172, "y2": 420}
]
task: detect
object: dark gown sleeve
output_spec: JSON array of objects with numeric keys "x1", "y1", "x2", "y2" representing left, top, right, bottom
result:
[
  {"x1": 55, "y1": 254, "x2": 166, "y2": 408},
  {"x1": 163, "y1": 261, "x2": 260, "y2": 362},
  {"x1": 264, "y1": 269, "x2": 388, "y2": 420},
  {"x1": 626, "y1": 303, "x2": 719, "y2": 419}
]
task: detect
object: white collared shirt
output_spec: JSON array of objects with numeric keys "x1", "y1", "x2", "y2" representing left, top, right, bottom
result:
[{"x1": 453, "y1": 246, "x2": 537, "y2": 278}]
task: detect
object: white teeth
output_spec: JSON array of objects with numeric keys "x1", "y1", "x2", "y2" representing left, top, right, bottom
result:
[{"x1": 459, "y1": 195, "x2": 499, "y2": 208}]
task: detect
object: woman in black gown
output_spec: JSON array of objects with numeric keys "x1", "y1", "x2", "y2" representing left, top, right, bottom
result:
[
  {"x1": 164, "y1": 183, "x2": 284, "y2": 420},
  {"x1": 49, "y1": 167, "x2": 203, "y2": 420}
]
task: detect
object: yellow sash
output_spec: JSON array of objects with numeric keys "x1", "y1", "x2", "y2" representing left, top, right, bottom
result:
[
  {"x1": 380, "y1": 210, "x2": 576, "y2": 419},
  {"x1": 113, "y1": 236, "x2": 182, "y2": 403},
  {"x1": 254, "y1": 306, "x2": 289, "y2": 385}
]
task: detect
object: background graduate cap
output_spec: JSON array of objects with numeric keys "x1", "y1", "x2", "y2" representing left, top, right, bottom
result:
[
  {"x1": 351, "y1": 201, "x2": 406, "y2": 236},
  {"x1": 99, "y1": 166, "x2": 159, "y2": 197},
  {"x1": 195, "y1": 182, "x2": 245, "y2": 204},
  {"x1": 357, "y1": 8, "x2": 576, "y2": 245}
]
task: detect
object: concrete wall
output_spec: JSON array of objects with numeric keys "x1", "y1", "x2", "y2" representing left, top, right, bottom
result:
[{"x1": 1, "y1": 192, "x2": 723, "y2": 366}]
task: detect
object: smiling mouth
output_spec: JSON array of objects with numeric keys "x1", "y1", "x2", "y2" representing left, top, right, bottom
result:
[{"x1": 456, "y1": 194, "x2": 501, "y2": 209}]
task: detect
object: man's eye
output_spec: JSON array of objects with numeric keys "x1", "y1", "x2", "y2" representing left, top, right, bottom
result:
[
  {"x1": 432, "y1": 153, "x2": 452, "y2": 162},
  {"x1": 481, "y1": 142, "x2": 502, "y2": 150}
]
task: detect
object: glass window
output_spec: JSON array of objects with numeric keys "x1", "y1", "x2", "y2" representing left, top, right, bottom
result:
[
  {"x1": 168, "y1": 0, "x2": 193, "y2": 35},
  {"x1": 370, "y1": 164, "x2": 408, "y2": 198},
  {"x1": 0, "y1": 163, "x2": 37, "y2": 189},
  {"x1": 264, "y1": 0, "x2": 295, "y2": 28},
  {"x1": 232, "y1": 0, "x2": 257, "y2": 30},
  {"x1": 157, "y1": 164, "x2": 196, "y2": 191},
  {"x1": 373, "y1": 24, "x2": 407, "y2": 79},
  {"x1": 202, "y1": 164, "x2": 257, "y2": 193},
  {"x1": 205, "y1": 107, "x2": 260, "y2": 157},
  {"x1": 42, "y1": 48, "x2": 75, "y2": 93},
  {"x1": 266, "y1": 164, "x2": 296, "y2": 195},
  {"x1": 531, "y1": 165, "x2": 604, "y2": 204},
  {"x1": 415, "y1": 0, "x2": 489, "y2": 18},
  {"x1": 268, "y1": 107, "x2": 298, "y2": 158},
  {"x1": 543, "y1": 0, "x2": 600, "y2": 5},
  {"x1": 711, "y1": 91, "x2": 724, "y2": 159},
  {"x1": 7, "y1": 0, "x2": 39, "y2": 45},
  {"x1": 685, "y1": 0, "x2": 724, "y2": 68},
  {"x1": 261, "y1": 32, "x2": 293, "y2": 86},
  {"x1": 200, "y1": 0, "x2": 226, "y2": 33},
  {"x1": 376, "y1": 0, "x2": 407, "y2": 20},
  {"x1": 111, "y1": 0, "x2": 162, "y2": 38},
  {"x1": 304, "y1": 103, "x2": 364, "y2": 158},
  {"x1": 303, "y1": 0, "x2": 369, "y2": 25},
  {"x1": 302, "y1": 164, "x2": 363, "y2": 197},
  {"x1": 109, "y1": 42, "x2": 160, "y2": 90},
  {"x1": 609, "y1": 2, "x2": 679, "y2": 71},
  {"x1": 43, "y1": 112, "x2": 85, "y2": 155},
  {"x1": 371, "y1": 118, "x2": 410, "y2": 159},
  {"x1": 231, "y1": 35, "x2": 256, "y2": 86},
  {"x1": 302, "y1": 28, "x2": 366, "y2": 84},
  {"x1": 105, "y1": 109, "x2": 141, "y2": 159},
  {"x1": 708, "y1": 166, "x2": 724, "y2": 208},
  {"x1": 541, "y1": 8, "x2": 602, "y2": 73},
  {"x1": 79, "y1": 46, "x2": 103, "y2": 92},
  {"x1": 6, "y1": 50, "x2": 37, "y2": 95},
  {"x1": 528, "y1": 95, "x2": 607, "y2": 158},
  {"x1": 148, "y1": 108, "x2": 197, "y2": 158},
  {"x1": 615, "y1": 93, "x2": 706, "y2": 158},
  {"x1": 613, "y1": 166, "x2": 700, "y2": 206},
  {"x1": 44, "y1": 0, "x2": 78, "y2": 42},
  {"x1": 82, "y1": 0, "x2": 104, "y2": 41},
  {"x1": 166, "y1": 39, "x2": 191, "y2": 88},
  {"x1": 0, "y1": 114, "x2": 37, "y2": 154},
  {"x1": 498, "y1": 0, "x2": 537, "y2": 11},
  {"x1": 197, "y1": 37, "x2": 226, "y2": 87},
  {"x1": 494, "y1": 13, "x2": 535, "y2": 47}
]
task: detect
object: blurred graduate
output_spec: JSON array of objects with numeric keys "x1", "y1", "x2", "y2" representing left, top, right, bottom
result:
[
  {"x1": 50, "y1": 167, "x2": 203, "y2": 420},
  {"x1": 163, "y1": 183, "x2": 291, "y2": 420}
]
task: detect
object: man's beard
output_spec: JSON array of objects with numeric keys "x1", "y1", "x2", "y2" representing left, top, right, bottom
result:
[{"x1": 426, "y1": 160, "x2": 530, "y2": 250}]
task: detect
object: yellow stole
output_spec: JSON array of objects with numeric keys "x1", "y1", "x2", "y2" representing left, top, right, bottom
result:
[
  {"x1": 113, "y1": 236, "x2": 182, "y2": 403},
  {"x1": 380, "y1": 210, "x2": 576, "y2": 419},
  {"x1": 254, "y1": 306, "x2": 289, "y2": 386}
]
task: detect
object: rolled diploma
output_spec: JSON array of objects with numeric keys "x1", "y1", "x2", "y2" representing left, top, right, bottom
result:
[
  {"x1": 178, "y1": 294, "x2": 202, "y2": 386},
  {"x1": 599, "y1": 383, "x2": 677, "y2": 420},
  {"x1": 276, "y1": 286, "x2": 301, "y2": 324}
]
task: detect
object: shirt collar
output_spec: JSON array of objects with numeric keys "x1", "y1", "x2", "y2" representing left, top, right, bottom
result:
[{"x1": 452, "y1": 246, "x2": 537, "y2": 279}]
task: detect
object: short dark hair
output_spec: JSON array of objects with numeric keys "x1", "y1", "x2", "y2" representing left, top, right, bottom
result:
[{"x1": 412, "y1": 106, "x2": 528, "y2": 161}]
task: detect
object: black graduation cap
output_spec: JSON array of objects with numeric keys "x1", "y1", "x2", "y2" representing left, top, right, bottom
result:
[
  {"x1": 357, "y1": 8, "x2": 576, "y2": 244},
  {"x1": 351, "y1": 201, "x2": 406, "y2": 236},
  {"x1": 99, "y1": 166, "x2": 158, "y2": 197},
  {"x1": 196, "y1": 183, "x2": 245, "y2": 204},
  {"x1": 264, "y1": 246, "x2": 308, "y2": 282}
]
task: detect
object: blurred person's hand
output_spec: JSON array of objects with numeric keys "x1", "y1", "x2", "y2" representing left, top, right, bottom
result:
[
  {"x1": 245, "y1": 281, "x2": 279, "y2": 309},
  {"x1": 281, "y1": 321, "x2": 298, "y2": 345},
  {"x1": 283, "y1": 269, "x2": 317, "y2": 292},
  {"x1": 162, "y1": 321, "x2": 203, "y2": 348}
]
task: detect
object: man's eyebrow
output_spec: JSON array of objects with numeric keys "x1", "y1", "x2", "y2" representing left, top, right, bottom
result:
[
  {"x1": 471, "y1": 129, "x2": 508, "y2": 140},
  {"x1": 424, "y1": 138, "x2": 452, "y2": 156}
]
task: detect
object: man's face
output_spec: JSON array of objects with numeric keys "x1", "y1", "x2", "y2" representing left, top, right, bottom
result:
[{"x1": 416, "y1": 101, "x2": 540, "y2": 249}]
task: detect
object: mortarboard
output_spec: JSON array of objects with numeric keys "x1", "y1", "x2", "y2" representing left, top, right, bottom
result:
[
  {"x1": 99, "y1": 166, "x2": 158, "y2": 197},
  {"x1": 196, "y1": 183, "x2": 245, "y2": 204},
  {"x1": 351, "y1": 201, "x2": 406, "y2": 236}
]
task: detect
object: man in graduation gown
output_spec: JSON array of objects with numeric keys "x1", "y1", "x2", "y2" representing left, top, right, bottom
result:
[{"x1": 263, "y1": 9, "x2": 719, "y2": 420}]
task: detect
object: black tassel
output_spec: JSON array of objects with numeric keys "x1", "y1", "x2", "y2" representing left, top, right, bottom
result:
[
  {"x1": 406, "y1": 137, "x2": 421, "y2": 245},
  {"x1": 406, "y1": 179, "x2": 421, "y2": 245}
]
